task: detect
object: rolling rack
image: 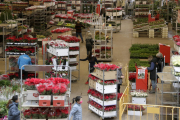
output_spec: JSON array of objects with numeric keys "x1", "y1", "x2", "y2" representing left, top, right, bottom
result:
[
  {"x1": 43, "y1": 40, "x2": 80, "y2": 81},
  {"x1": 20, "y1": 65, "x2": 72, "y2": 120},
  {"x1": 88, "y1": 68, "x2": 118, "y2": 120},
  {"x1": 93, "y1": 28, "x2": 113, "y2": 62},
  {"x1": 156, "y1": 65, "x2": 180, "y2": 120}
]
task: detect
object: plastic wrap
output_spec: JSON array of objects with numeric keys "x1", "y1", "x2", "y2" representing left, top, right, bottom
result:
[
  {"x1": 23, "y1": 109, "x2": 31, "y2": 119},
  {"x1": 31, "y1": 108, "x2": 39, "y2": 119},
  {"x1": 48, "y1": 108, "x2": 56, "y2": 119},
  {"x1": 39, "y1": 108, "x2": 48, "y2": 119}
]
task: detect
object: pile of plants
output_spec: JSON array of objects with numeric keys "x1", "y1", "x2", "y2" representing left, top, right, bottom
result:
[
  {"x1": 129, "y1": 59, "x2": 149, "y2": 72},
  {"x1": 129, "y1": 44, "x2": 159, "y2": 59}
]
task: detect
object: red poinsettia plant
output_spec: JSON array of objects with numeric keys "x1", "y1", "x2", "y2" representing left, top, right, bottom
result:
[
  {"x1": 97, "y1": 80, "x2": 117, "y2": 85},
  {"x1": 57, "y1": 35, "x2": 80, "y2": 43},
  {"x1": 129, "y1": 72, "x2": 136, "y2": 82},
  {"x1": 51, "y1": 28, "x2": 72, "y2": 33},
  {"x1": 5, "y1": 47, "x2": 35, "y2": 53},
  {"x1": 88, "y1": 74, "x2": 98, "y2": 80},
  {"x1": 128, "y1": 105, "x2": 145, "y2": 111},
  {"x1": 88, "y1": 89, "x2": 116, "y2": 101},
  {"x1": 94, "y1": 63, "x2": 119, "y2": 71},
  {"x1": 6, "y1": 35, "x2": 37, "y2": 43},
  {"x1": 69, "y1": 47, "x2": 79, "y2": 51},
  {"x1": 89, "y1": 100, "x2": 116, "y2": 112}
]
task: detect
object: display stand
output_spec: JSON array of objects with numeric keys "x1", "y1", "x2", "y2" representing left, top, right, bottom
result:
[
  {"x1": 88, "y1": 68, "x2": 118, "y2": 120},
  {"x1": 20, "y1": 65, "x2": 71, "y2": 120},
  {"x1": 93, "y1": 29, "x2": 113, "y2": 61},
  {"x1": 135, "y1": 66, "x2": 148, "y2": 90}
]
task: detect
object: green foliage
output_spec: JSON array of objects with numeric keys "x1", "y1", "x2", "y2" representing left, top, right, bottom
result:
[
  {"x1": 0, "y1": 101, "x2": 8, "y2": 117},
  {"x1": 129, "y1": 44, "x2": 159, "y2": 59},
  {"x1": 0, "y1": 80, "x2": 11, "y2": 87},
  {"x1": 129, "y1": 59, "x2": 149, "y2": 72}
]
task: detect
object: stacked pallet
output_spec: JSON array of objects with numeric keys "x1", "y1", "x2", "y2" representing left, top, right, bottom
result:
[
  {"x1": 149, "y1": 29, "x2": 154, "y2": 38},
  {"x1": 162, "y1": 27, "x2": 168, "y2": 38},
  {"x1": 133, "y1": 31, "x2": 139, "y2": 38}
]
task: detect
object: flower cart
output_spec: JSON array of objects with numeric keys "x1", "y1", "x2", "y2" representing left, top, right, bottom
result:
[
  {"x1": 93, "y1": 29, "x2": 113, "y2": 61},
  {"x1": 88, "y1": 63, "x2": 118, "y2": 120},
  {"x1": 20, "y1": 65, "x2": 72, "y2": 120},
  {"x1": 5, "y1": 42, "x2": 38, "y2": 79},
  {"x1": 106, "y1": 8, "x2": 122, "y2": 33},
  {"x1": 45, "y1": 38, "x2": 80, "y2": 81}
]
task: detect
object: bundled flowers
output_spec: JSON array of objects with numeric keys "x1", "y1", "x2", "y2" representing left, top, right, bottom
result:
[
  {"x1": 51, "y1": 27, "x2": 72, "y2": 33},
  {"x1": 45, "y1": 71, "x2": 68, "y2": 78},
  {"x1": 89, "y1": 100, "x2": 116, "y2": 112},
  {"x1": 48, "y1": 40, "x2": 68, "y2": 49},
  {"x1": 101, "y1": 46, "x2": 112, "y2": 51},
  {"x1": 6, "y1": 35, "x2": 37, "y2": 43},
  {"x1": 131, "y1": 90, "x2": 148, "y2": 97},
  {"x1": 171, "y1": 55, "x2": 180, "y2": 67},
  {"x1": 5, "y1": 47, "x2": 35, "y2": 53},
  {"x1": 97, "y1": 80, "x2": 117, "y2": 85},
  {"x1": 8, "y1": 72, "x2": 38, "y2": 80},
  {"x1": 128, "y1": 105, "x2": 145, "y2": 111},
  {"x1": 88, "y1": 74, "x2": 98, "y2": 81},
  {"x1": 94, "y1": 63, "x2": 119, "y2": 71},
  {"x1": 23, "y1": 107, "x2": 69, "y2": 119},
  {"x1": 88, "y1": 89, "x2": 116, "y2": 101},
  {"x1": 69, "y1": 47, "x2": 79, "y2": 51},
  {"x1": 57, "y1": 35, "x2": 80, "y2": 43},
  {"x1": 55, "y1": 14, "x2": 75, "y2": 20},
  {"x1": 24, "y1": 78, "x2": 69, "y2": 95}
]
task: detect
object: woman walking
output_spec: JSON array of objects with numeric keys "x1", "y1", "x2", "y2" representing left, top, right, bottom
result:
[
  {"x1": 69, "y1": 96, "x2": 82, "y2": 120},
  {"x1": 117, "y1": 63, "x2": 124, "y2": 93},
  {"x1": 7, "y1": 95, "x2": 20, "y2": 120},
  {"x1": 85, "y1": 33, "x2": 93, "y2": 56},
  {"x1": 80, "y1": 52, "x2": 98, "y2": 84}
]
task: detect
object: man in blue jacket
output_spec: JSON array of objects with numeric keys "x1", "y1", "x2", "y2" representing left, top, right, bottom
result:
[{"x1": 17, "y1": 51, "x2": 32, "y2": 79}]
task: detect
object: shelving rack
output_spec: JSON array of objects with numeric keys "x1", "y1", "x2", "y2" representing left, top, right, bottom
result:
[
  {"x1": 106, "y1": 9, "x2": 122, "y2": 33},
  {"x1": 156, "y1": 66, "x2": 180, "y2": 120},
  {"x1": 5, "y1": 43, "x2": 38, "y2": 74},
  {"x1": 57, "y1": 1, "x2": 67, "y2": 14},
  {"x1": 102, "y1": 0, "x2": 113, "y2": 8},
  {"x1": 34, "y1": 8, "x2": 47, "y2": 33},
  {"x1": 93, "y1": 29, "x2": 113, "y2": 62},
  {"x1": 44, "y1": 40, "x2": 80, "y2": 81},
  {"x1": 134, "y1": 0, "x2": 152, "y2": 20},
  {"x1": 20, "y1": 65, "x2": 71, "y2": 120},
  {"x1": 88, "y1": 68, "x2": 118, "y2": 120}
]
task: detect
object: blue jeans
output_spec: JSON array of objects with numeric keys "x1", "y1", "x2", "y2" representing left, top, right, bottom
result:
[
  {"x1": 76, "y1": 32, "x2": 83, "y2": 42},
  {"x1": 151, "y1": 80, "x2": 156, "y2": 90}
]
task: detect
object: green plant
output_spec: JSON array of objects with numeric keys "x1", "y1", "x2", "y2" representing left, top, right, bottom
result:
[
  {"x1": 0, "y1": 101, "x2": 8, "y2": 117},
  {"x1": 0, "y1": 80, "x2": 11, "y2": 87},
  {"x1": 129, "y1": 59, "x2": 149, "y2": 72}
]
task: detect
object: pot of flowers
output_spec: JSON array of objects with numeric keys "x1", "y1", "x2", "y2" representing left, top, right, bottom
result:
[
  {"x1": 127, "y1": 105, "x2": 145, "y2": 116},
  {"x1": 131, "y1": 90, "x2": 148, "y2": 104}
]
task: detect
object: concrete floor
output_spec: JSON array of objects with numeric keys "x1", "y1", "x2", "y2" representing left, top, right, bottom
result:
[{"x1": 0, "y1": 18, "x2": 176, "y2": 120}]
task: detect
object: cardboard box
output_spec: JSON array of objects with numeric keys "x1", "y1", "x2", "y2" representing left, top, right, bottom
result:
[
  {"x1": 132, "y1": 97, "x2": 146, "y2": 104},
  {"x1": 88, "y1": 104, "x2": 99, "y2": 114},
  {"x1": 53, "y1": 95, "x2": 65, "y2": 107},
  {"x1": 96, "y1": 82, "x2": 116, "y2": 94},
  {"x1": 89, "y1": 79, "x2": 96, "y2": 89},
  {"x1": 128, "y1": 110, "x2": 142, "y2": 116},
  {"x1": 26, "y1": 90, "x2": 39, "y2": 100},
  {"x1": 99, "y1": 111, "x2": 116, "y2": 117},
  {"x1": 39, "y1": 95, "x2": 51, "y2": 106},
  {"x1": 96, "y1": 69, "x2": 117, "y2": 80}
]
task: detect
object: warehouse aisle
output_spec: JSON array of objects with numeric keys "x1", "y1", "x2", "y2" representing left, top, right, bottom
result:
[{"x1": 0, "y1": 18, "x2": 176, "y2": 120}]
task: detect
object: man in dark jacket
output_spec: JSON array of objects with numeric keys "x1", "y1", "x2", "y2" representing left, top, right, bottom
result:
[
  {"x1": 75, "y1": 20, "x2": 85, "y2": 43},
  {"x1": 147, "y1": 56, "x2": 157, "y2": 94}
]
